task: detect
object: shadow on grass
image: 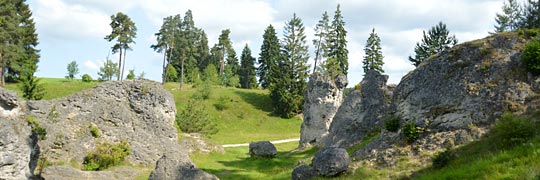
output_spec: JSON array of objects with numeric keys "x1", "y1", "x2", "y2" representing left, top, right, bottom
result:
[
  {"x1": 211, "y1": 148, "x2": 319, "y2": 179},
  {"x1": 234, "y1": 90, "x2": 274, "y2": 113}
]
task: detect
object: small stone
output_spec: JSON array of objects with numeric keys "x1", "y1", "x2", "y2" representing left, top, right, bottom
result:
[{"x1": 249, "y1": 141, "x2": 277, "y2": 158}]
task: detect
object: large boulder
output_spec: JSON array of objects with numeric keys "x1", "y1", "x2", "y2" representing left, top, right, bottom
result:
[
  {"x1": 300, "y1": 74, "x2": 347, "y2": 148},
  {"x1": 0, "y1": 88, "x2": 39, "y2": 180},
  {"x1": 323, "y1": 70, "x2": 390, "y2": 148},
  {"x1": 149, "y1": 154, "x2": 219, "y2": 180},
  {"x1": 312, "y1": 148, "x2": 350, "y2": 177},
  {"x1": 291, "y1": 165, "x2": 317, "y2": 180},
  {"x1": 249, "y1": 141, "x2": 277, "y2": 158}
]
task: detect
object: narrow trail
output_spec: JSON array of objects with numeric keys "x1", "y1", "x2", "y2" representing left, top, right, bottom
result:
[{"x1": 222, "y1": 138, "x2": 300, "y2": 148}]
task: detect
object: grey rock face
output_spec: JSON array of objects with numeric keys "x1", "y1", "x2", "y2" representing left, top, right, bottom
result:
[
  {"x1": 149, "y1": 154, "x2": 219, "y2": 180},
  {"x1": 0, "y1": 88, "x2": 39, "y2": 180},
  {"x1": 291, "y1": 165, "x2": 317, "y2": 180},
  {"x1": 300, "y1": 74, "x2": 348, "y2": 148},
  {"x1": 323, "y1": 70, "x2": 389, "y2": 148},
  {"x1": 312, "y1": 148, "x2": 350, "y2": 177},
  {"x1": 249, "y1": 141, "x2": 277, "y2": 158},
  {"x1": 41, "y1": 165, "x2": 146, "y2": 180}
]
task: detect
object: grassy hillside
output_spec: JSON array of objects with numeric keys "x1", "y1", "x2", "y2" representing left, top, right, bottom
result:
[{"x1": 4, "y1": 78, "x2": 101, "y2": 100}]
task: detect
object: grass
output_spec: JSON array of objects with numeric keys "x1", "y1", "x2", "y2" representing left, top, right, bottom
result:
[
  {"x1": 4, "y1": 78, "x2": 101, "y2": 100},
  {"x1": 191, "y1": 141, "x2": 318, "y2": 180},
  {"x1": 163, "y1": 83, "x2": 302, "y2": 145}
]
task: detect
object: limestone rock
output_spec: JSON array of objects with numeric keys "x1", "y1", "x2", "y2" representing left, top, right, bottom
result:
[
  {"x1": 291, "y1": 165, "x2": 317, "y2": 180},
  {"x1": 249, "y1": 141, "x2": 277, "y2": 158},
  {"x1": 149, "y1": 154, "x2": 219, "y2": 180},
  {"x1": 41, "y1": 165, "x2": 146, "y2": 180},
  {"x1": 312, "y1": 148, "x2": 350, "y2": 177},
  {"x1": 323, "y1": 70, "x2": 389, "y2": 148},
  {"x1": 300, "y1": 74, "x2": 347, "y2": 148}
]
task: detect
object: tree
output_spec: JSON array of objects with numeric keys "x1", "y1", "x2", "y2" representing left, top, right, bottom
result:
[
  {"x1": 239, "y1": 44, "x2": 257, "y2": 89},
  {"x1": 19, "y1": 70, "x2": 44, "y2": 100},
  {"x1": 151, "y1": 15, "x2": 181, "y2": 84},
  {"x1": 217, "y1": 29, "x2": 236, "y2": 75},
  {"x1": 98, "y1": 59, "x2": 118, "y2": 81},
  {"x1": 165, "y1": 64, "x2": 178, "y2": 82},
  {"x1": 104, "y1": 12, "x2": 137, "y2": 81},
  {"x1": 0, "y1": 2, "x2": 20, "y2": 86},
  {"x1": 494, "y1": 0, "x2": 522, "y2": 32},
  {"x1": 313, "y1": 11, "x2": 331, "y2": 73},
  {"x1": 520, "y1": 0, "x2": 540, "y2": 29},
  {"x1": 409, "y1": 22, "x2": 457, "y2": 67},
  {"x1": 269, "y1": 14, "x2": 310, "y2": 118},
  {"x1": 258, "y1": 25, "x2": 280, "y2": 89},
  {"x1": 326, "y1": 4, "x2": 349, "y2": 76},
  {"x1": 202, "y1": 64, "x2": 219, "y2": 85},
  {"x1": 126, "y1": 69, "x2": 135, "y2": 80},
  {"x1": 66, "y1": 61, "x2": 79, "y2": 80},
  {"x1": 362, "y1": 28, "x2": 385, "y2": 73}
]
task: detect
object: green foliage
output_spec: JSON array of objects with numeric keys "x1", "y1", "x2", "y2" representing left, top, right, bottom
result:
[
  {"x1": 384, "y1": 116, "x2": 400, "y2": 132},
  {"x1": 89, "y1": 124, "x2": 100, "y2": 138},
  {"x1": 221, "y1": 65, "x2": 239, "y2": 87},
  {"x1": 257, "y1": 25, "x2": 280, "y2": 89},
  {"x1": 327, "y1": 4, "x2": 349, "y2": 75},
  {"x1": 202, "y1": 64, "x2": 219, "y2": 85},
  {"x1": 81, "y1": 74, "x2": 93, "y2": 82},
  {"x1": 26, "y1": 116, "x2": 46, "y2": 140},
  {"x1": 104, "y1": 12, "x2": 137, "y2": 81},
  {"x1": 362, "y1": 28, "x2": 385, "y2": 73},
  {"x1": 175, "y1": 99, "x2": 218, "y2": 137},
  {"x1": 46, "y1": 105, "x2": 59, "y2": 123},
  {"x1": 19, "y1": 71, "x2": 45, "y2": 100},
  {"x1": 165, "y1": 64, "x2": 178, "y2": 82},
  {"x1": 137, "y1": 71, "x2": 145, "y2": 79},
  {"x1": 214, "y1": 96, "x2": 231, "y2": 111},
  {"x1": 313, "y1": 11, "x2": 331, "y2": 73},
  {"x1": 409, "y1": 22, "x2": 458, "y2": 67},
  {"x1": 403, "y1": 122, "x2": 420, "y2": 143},
  {"x1": 239, "y1": 44, "x2": 257, "y2": 89},
  {"x1": 432, "y1": 149, "x2": 453, "y2": 169},
  {"x1": 494, "y1": 0, "x2": 522, "y2": 32},
  {"x1": 126, "y1": 69, "x2": 135, "y2": 80},
  {"x1": 522, "y1": 40, "x2": 540, "y2": 75},
  {"x1": 98, "y1": 59, "x2": 118, "y2": 81},
  {"x1": 66, "y1": 61, "x2": 79, "y2": 80},
  {"x1": 354, "y1": 84, "x2": 361, "y2": 90},
  {"x1": 192, "y1": 83, "x2": 211, "y2": 100},
  {"x1": 83, "y1": 140, "x2": 130, "y2": 171},
  {"x1": 493, "y1": 112, "x2": 536, "y2": 146},
  {"x1": 520, "y1": 0, "x2": 540, "y2": 29}
]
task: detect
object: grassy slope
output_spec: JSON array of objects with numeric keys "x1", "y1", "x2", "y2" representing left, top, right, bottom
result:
[{"x1": 4, "y1": 78, "x2": 101, "y2": 100}]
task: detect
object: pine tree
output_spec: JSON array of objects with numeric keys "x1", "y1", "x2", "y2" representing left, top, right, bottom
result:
[
  {"x1": 326, "y1": 4, "x2": 349, "y2": 76},
  {"x1": 151, "y1": 14, "x2": 181, "y2": 84},
  {"x1": 270, "y1": 14, "x2": 310, "y2": 118},
  {"x1": 362, "y1": 28, "x2": 384, "y2": 74},
  {"x1": 257, "y1": 25, "x2": 280, "y2": 89},
  {"x1": 8, "y1": 0, "x2": 40, "y2": 81},
  {"x1": 217, "y1": 29, "x2": 234, "y2": 75},
  {"x1": 520, "y1": 0, "x2": 540, "y2": 29},
  {"x1": 409, "y1": 22, "x2": 457, "y2": 67},
  {"x1": 239, "y1": 44, "x2": 257, "y2": 89},
  {"x1": 0, "y1": 2, "x2": 20, "y2": 86},
  {"x1": 104, "y1": 12, "x2": 137, "y2": 81},
  {"x1": 494, "y1": 0, "x2": 522, "y2": 32},
  {"x1": 313, "y1": 11, "x2": 331, "y2": 73}
]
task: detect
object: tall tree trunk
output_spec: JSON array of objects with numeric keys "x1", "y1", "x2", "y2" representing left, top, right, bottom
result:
[
  {"x1": 165, "y1": 30, "x2": 175, "y2": 84},
  {"x1": 117, "y1": 48, "x2": 123, "y2": 81},
  {"x1": 121, "y1": 47, "x2": 127, "y2": 81},
  {"x1": 180, "y1": 49, "x2": 185, "y2": 90},
  {"x1": 0, "y1": 52, "x2": 4, "y2": 87},
  {"x1": 220, "y1": 48, "x2": 225, "y2": 76},
  {"x1": 161, "y1": 45, "x2": 167, "y2": 84},
  {"x1": 313, "y1": 36, "x2": 322, "y2": 73}
]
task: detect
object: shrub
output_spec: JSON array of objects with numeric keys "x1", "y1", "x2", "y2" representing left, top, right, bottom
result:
[
  {"x1": 214, "y1": 96, "x2": 230, "y2": 111},
  {"x1": 354, "y1": 84, "x2": 362, "y2": 90},
  {"x1": 89, "y1": 124, "x2": 100, "y2": 138},
  {"x1": 26, "y1": 116, "x2": 47, "y2": 140},
  {"x1": 432, "y1": 149, "x2": 452, "y2": 169},
  {"x1": 126, "y1": 69, "x2": 135, "y2": 80},
  {"x1": 81, "y1": 74, "x2": 93, "y2": 82},
  {"x1": 192, "y1": 83, "x2": 211, "y2": 100},
  {"x1": 523, "y1": 40, "x2": 540, "y2": 75},
  {"x1": 20, "y1": 71, "x2": 45, "y2": 100},
  {"x1": 492, "y1": 112, "x2": 536, "y2": 147},
  {"x1": 176, "y1": 99, "x2": 218, "y2": 137},
  {"x1": 83, "y1": 140, "x2": 130, "y2": 171},
  {"x1": 385, "y1": 116, "x2": 400, "y2": 132},
  {"x1": 403, "y1": 122, "x2": 420, "y2": 143}
]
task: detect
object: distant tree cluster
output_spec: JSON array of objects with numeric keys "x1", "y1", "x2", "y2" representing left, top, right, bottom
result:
[
  {"x1": 409, "y1": 22, "x2": 458, "y2": 67},
  {"x1": 494, "y1": 0, "x2": 540, "y2": 32}
]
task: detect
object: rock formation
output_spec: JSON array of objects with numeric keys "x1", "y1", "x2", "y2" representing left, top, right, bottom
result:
[
  {"x1": 300, "y1": 74, "x2": 347, "y2": 148},
  {"x1": 249, "y1": 141, "x2": 277, "y2": 158},
  {"x1": 323, "y1": 70, "x2": 390, "y2": 148},
  {"x1": 292, "y1": 147, "x2": 350, "y2": 179},
  {"x1": 291, "y1": 165, "x2": 317, "y2": 180},
  {"x1": 149, "y1": 154, "x2": 219, "y2": 180}
]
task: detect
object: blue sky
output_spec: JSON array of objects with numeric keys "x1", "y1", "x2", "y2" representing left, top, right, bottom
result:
[{"x1": 28, "y1": 0, "x2": 504, "y2": 86}]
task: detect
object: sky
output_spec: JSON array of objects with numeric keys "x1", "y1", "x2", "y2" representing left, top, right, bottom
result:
[{"x1": 27, "y1": 0, "x2": 504, "y2": 86}]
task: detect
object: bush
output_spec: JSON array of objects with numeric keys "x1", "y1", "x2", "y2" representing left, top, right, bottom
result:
[
  {"x1": 432, "y1": 149, "x2": 452, "y2": 169},
  {"x1": 176, "y1": 99, "x2": 218, "y2": 137},
  {"x1": 493, "y1": 112, "x2": 536, "y2": 147},
  {"x1": 20, "y1": 71, "x2": 45, "y2": 100},
  {"x1": 214, "y1": 96, "x2": 230, "y2": 111},
  {"x1": 403, "y1": 122, "x2": 420, "y2": 143},
  {"x1": 82, "y1": 74, "x2": 93, "y2": 82},
  {"x1": 83, "y1": 140, "x2": 130, "y2": 171},
  {"x1": 192, "y1": 83, "x2": 211, "y2": 100},
  {"x1": 523, "y1": 40, "x2": 540, "y2": 75},
  {"x1": 26, "y1": 116, "x2": 47, "y2": 140},
  {"x1": 126, "y1": 69, "x2": 135, "y2": 80},
  {"x1": 89, "y1": 124, "x2": 100, "y2": 138},
  {"x1": 385, "y1": 116, "x2": 400, "y2": 132},
  {"x1": 354, "y1": 84, "x2": 362, "y2": 90}
]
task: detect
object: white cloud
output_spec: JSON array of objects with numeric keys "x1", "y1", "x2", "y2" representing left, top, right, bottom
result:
[{"x1": 83, "y1": 60, "x2": 102, "y2": 71}]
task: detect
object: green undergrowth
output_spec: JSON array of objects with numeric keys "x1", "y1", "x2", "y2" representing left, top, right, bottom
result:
[
  {"x1": 191, "y1": 141, "x2": 318, "y2": 180},
  {"x1": 5, "y1": 78, "x2": 101, "y2": 100},
  {"x1": 163, "y1": 83, "x2": 302, "y2": 145}
]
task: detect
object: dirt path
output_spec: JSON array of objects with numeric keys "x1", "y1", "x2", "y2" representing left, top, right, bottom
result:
[{"x1": 222, "y1": 138, "x2": 300, "y2": 148}]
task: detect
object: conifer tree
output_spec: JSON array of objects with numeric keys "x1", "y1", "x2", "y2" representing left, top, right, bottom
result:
[
  {"x1": 313, "y1": 11, "x2": 331, "y2": 73},
  {"x1": 409, "y1": 22, "x2": 457, "y2": 67},
  {"x1": 105, "y1": 12, "x2": 137, "y2": 81},
  {"x1": 258, "y1": 25, "x2": 280, "y2": 89},
  {"x1": 494, "y1": 0, "x2": 522, "y2": 32},
  {"x1": 362, "y1": 28, "x2": 384, "y2": 74},
  {"x1": 0, "y1": 2, "x2": 20, "y2": 86},
  {"x1": 239, "y1": 44, "x2": 257, "y2": 89},
  {"x1": 520, "y1": 0, "x2": 540, "y2": 29},
  {"x1": 151, "y1": 14, "x2": 181, "y2": 83},
  {"x1": 270, "y1": 14, "x2": 310, "y2": 118},
  {"x1": 326, "y1": 4, "x2": 349, "y2": 76}
]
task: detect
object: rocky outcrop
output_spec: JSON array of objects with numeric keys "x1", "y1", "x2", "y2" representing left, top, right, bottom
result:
[
  {"x1": 291, "y1": 165, "x2": 317, "y2": 180},
  {"x1": 0, "y1": 89, "x2": 39, "y2": 180},
  {"x1": 149, "y1": 154, "x2": 219, "y2": 180},
  {"x1": 312, "y1": 148, "x2": 350, "y2": 177},
  {"x1": 249, "y1": 141, "x2": 277, "y2": 158},
  {"x1": 300, "y1": 74, "x2": 347, "y2": 148},
  {"x1": 323, "y1": 70, "x2": 390, "y2": 148}
]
